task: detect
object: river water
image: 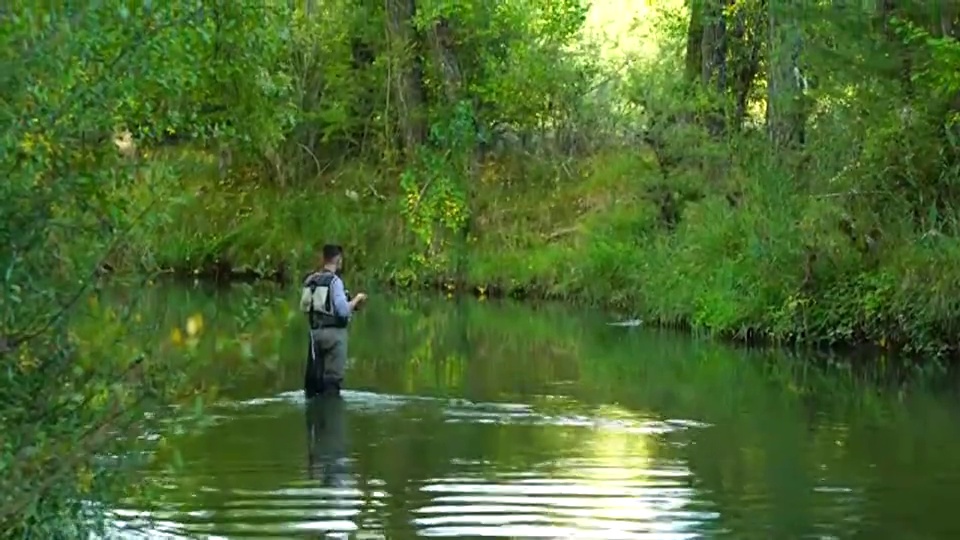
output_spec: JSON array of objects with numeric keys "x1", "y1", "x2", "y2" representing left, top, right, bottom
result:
[{"x1": 105, "y1": 284, "x2": 960, "y2": 539}]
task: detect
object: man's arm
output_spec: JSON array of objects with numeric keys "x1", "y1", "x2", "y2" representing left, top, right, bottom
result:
[{"x1": 329, "y1": 277, "x2": 353, "y2": 318}]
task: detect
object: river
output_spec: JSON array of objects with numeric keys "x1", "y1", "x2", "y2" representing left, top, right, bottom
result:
[{"x1": 103, "y1": 284, "x2": 960, "y2": 539}]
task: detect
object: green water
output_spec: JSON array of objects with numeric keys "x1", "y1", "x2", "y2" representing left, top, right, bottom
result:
[{"x1": 107, "y1": 284, "x2": 960, "y2": 539}]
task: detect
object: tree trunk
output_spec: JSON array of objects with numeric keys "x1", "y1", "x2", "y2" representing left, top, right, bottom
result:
[
  {"x1": 425, "y1": 18, "x2": 463, "y2": 104},
  {"x1": 423, "y1": 17, "x2": 475, "y2": 280},
  {"x1": 878, "y1": 0, "x2": 913, "y2": 98},
  {"x1": 686, "y1": 0, "x2": 763, "y2": 134},
  {"x1": 700, "y1": 0, "x2": 729, "y2": 135},
  {"x1": 766, "y1": 0, "x2": 805, "y2": 150},
  {"x1": 729, "y1": 1, "x2": 763, "y2": 130},
  {"x1": 685, "y1": 0, "x2": 704, "y2": 82},
  {"x1": 385, "y1": 0, "x2": 427, "y2": 158},
  {"x1": 940, "y1": 2, "x2": 959, "y2": 38},
  {"x1": 700, "y1": 0, "x2": 728, "y2": 91}
]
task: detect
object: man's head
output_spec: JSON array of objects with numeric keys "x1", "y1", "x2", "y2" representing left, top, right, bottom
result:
[{"x1": 321, "y1": 244, "x2": 344, "y2": 273}]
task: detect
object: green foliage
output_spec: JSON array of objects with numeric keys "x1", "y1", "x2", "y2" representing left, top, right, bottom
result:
[
  {"x1": 0, "y1": 0, "x2": 620, "y2": 527},
  {"x1": 357, "y1": 0, "x2": 960, "y2": 369},
  {"x1": 137, "y1": 0, "x2": 609, "y2": 271},
  {"x1": 7, "y1": 0, "x2": 960, "y2": 531},
  {"x1": 399, "y1": 101, "x2": 475, "y2": 274},
  {"x1": 0, "y1": 1, "x2": 298, "y2": 535},
  {"x1": 105, "y1": 0, "x2": 960, "y2": 372}
]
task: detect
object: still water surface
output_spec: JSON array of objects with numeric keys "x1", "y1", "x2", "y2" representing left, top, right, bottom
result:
[{"x1": 108, "y1": 285, "x2": 960, "y2": 539}]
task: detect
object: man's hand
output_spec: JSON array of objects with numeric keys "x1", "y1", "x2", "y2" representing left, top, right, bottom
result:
[{"x1": 349, "y1": 292, "x2": 368, "y2": 310}]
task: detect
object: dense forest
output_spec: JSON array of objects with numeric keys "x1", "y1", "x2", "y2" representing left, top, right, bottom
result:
[{"x1": 2, "y1": 0, "x2": 960, "y2": 535}]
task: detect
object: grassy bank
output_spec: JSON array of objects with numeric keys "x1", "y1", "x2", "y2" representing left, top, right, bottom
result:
[{"x1": 129, "y1": 147, "x2": 960, "y2": 368}]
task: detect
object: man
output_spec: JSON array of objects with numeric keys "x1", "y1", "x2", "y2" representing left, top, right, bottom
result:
[{"x1": 300, "y1": 244, "x2": 367, "y2": 398}]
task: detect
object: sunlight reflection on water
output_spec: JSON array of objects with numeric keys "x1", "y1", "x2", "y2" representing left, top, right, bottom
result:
[{"x1": 104, "y1": 389, "x2": 715, "y2": 539}]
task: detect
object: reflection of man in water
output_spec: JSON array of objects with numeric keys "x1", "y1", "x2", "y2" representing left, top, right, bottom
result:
[
  {"x1": 305, "y1": 396, "x2": 350, "y2": 487},
  {"x1": 299, "y1": 244, "x2": 367, "y2": 398}
]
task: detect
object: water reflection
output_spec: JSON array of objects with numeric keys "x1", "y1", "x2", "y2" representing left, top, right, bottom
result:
[
  {"x1": 414, "y1": 467, "x2": 711, "y2": 538},
  {"x1": 412, "y1": 399, "x2": 715, "y2": 538},
  {"x1": 300, "y1": 395, "x2": 358, "y2": 537},
  {"x1": 100, "y1": 287, "x2": 960, "y2": 539},
  {"x1": 108, "y1": 389, "x2": 720, "y2": 538},
  {"x1": 305, "y1": 396, "x2": 350, "y2": 487}
]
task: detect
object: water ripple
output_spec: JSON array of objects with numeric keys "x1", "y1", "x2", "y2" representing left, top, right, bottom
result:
[
  {"x1": 104, "y1": 389, "x2": 715, "y2": 538},
  {"x1": 109, "y1": 470, "x2": 716, "y2": 538},
  {"x1": 109, "y1": 481, "x2": 371, "y2": 538},
  {"x1": 412, "y1": 473, "x2": 717, "y2": 538},
  {"x1": 215, "y1": 389, "x2": 713, "y2": 436}
]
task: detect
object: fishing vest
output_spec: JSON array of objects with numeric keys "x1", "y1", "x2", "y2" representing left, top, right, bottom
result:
[{"x1": 299, "y1": 271, "x2": 349, "y2": 329}]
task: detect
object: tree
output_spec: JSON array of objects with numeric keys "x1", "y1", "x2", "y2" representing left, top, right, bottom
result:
[{"x1": 0, "y1": 2, "x2": 295, "y2": 534}]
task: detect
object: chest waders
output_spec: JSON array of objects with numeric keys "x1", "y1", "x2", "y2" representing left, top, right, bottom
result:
[{"x1": 300, "y1": 271, "x2": 349, "y2": 398}]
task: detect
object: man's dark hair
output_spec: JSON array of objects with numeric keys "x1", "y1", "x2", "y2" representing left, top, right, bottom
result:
[{"x1": 321, "y1": 244, "x2": 343, "y2": 263}]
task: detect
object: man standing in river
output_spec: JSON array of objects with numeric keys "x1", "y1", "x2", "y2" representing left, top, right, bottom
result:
[{"x1": 300, "y1": 244, "x2": 367, "y2": 398}]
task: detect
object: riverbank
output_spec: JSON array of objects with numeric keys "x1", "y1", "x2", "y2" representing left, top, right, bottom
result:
[{"x1": 125, "y1": 148, "x2": 960, "y2": 367}]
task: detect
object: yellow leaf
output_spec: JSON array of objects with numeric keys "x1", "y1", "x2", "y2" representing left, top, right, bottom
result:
[
  {"x1": 186, "y1": 314, "x2": 204, "y2": 337},
  {"x1": 78, "y1": 468, "x2": 94, "y2": 494},
  {"x1": 18, "y1": 355, "x2": 38, "y2": 373},
  {"x1": 170, "y1": 328, "x2": 184, "y2": 345}
]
